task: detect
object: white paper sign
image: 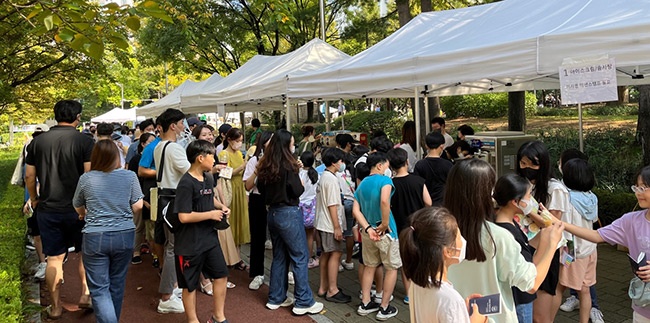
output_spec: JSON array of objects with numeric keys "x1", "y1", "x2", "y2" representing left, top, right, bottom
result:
[{"x1": 559, "y1": 57, "x2": 618, "y2": 105}]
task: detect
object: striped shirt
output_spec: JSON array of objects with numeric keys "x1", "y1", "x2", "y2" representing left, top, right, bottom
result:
[{"x1": 73, "y1": 169, "x2": 143, "y2": 233}]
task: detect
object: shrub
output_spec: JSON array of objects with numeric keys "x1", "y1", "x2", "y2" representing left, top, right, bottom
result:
[
  {"x1": 535, "y1": 107, "x2": 577, "y2": 117},
  {"x1": 593, "y1": 189, "x2": 638, "y2": 226},
  {"x1": 330, "y1": 110, "x2": 405, "y2": 142},
  {"x1": 587, "y1": 105, "x2": 638, "y2": 116},
  {"x1": 441, "y1": 92, "x2": 537, "y2": 119}
]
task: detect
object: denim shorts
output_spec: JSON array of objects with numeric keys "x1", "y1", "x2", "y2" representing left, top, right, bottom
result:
[{"x1": 342, "y1": 199, "x2": 354, "y2": 237}]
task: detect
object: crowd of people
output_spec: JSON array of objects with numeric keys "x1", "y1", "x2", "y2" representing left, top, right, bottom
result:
[{"x1": 19, "y1": 100, "x2": 650, "y2": 323}]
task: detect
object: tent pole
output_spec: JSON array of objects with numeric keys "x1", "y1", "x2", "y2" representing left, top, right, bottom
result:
[
  {"x1": 325, "y1": 101, "x2": 331, "y2": 132},
  {"x1": 286, "y1": 98, "x2": 291, "y2": 131},
  {"x1": 578, "y1": 103, "x2": 584, "y2": 152},
  {"x1": 414, "y1": 87, "x2": 422, "y2": 159},
  {"x1": 424, "y1": 86, "x2": 430, "y2": 134}
]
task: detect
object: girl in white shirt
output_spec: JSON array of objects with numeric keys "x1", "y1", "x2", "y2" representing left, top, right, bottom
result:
[
  {"x1": 399, "y1": 206, "x2": 485, "y2": 323},
  {"x1": 298, "y1": 151, "x2": 319, "y2": 267}
]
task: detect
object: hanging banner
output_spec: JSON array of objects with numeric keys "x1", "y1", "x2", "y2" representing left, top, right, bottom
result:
[{"x1": 559, "y1": 57, "x2": 618, "y2": 105}]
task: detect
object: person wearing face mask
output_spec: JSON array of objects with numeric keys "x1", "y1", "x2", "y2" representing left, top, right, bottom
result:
[
  {"x1": 445, "y1": 159, "x2": 564, "y2": 323},
  {"x1": 516, "y1": 140, "x2": 570, "y2": 323},
  {"x1": 314, "y1": 148, "x2": 352, "y2": 304},
  {"x1": 216, "y1": 128, "x2": 250, "y2": 271},
  {"x1": 399, "y1": 207, "x2": 486, "y2": 323},
  {"x1": 494, "y1": 173, "x2": 568, "y2": 323},
  {"x1": 126, "y1": 119, "x2": 155, "y2": 164}
]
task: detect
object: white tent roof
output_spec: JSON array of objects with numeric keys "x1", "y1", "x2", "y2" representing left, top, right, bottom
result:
[
  {"x1": 91, "y1": 107, "x2": 140, "y2": 123},
  {"x1": 137, "y1": 74, "x2": 223, "y2": 118},
  {"x1": 185, "y1": 38, "x2": 350, "y2": 112},
  {"x1": 288, "y1": 0, "x2": 650, "y2": 99}
]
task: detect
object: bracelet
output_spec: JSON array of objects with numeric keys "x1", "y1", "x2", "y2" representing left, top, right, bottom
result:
[{"x1": 364, "y1": 225, "x2": 372, "y2": 233}]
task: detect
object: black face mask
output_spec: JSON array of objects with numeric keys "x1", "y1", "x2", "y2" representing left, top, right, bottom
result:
[
  {"x1": 519, "y1": 168, "x2": 539, "y2": 181},
  {"x1": 456, "y1": 136, "x2": 461, "y2": 141}
]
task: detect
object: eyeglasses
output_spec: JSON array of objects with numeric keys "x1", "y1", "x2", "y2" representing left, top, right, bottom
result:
[{"x1": 631, "y1": 185, "x2": 650, "y2": 193}]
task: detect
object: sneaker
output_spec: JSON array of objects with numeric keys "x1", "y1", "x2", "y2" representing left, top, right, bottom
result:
[
  {"x1": 140, "y1": 244, "x2": 150, "y2": 255},
  {"x1": 131, "y1": 256, "x2": 142, "y2": 265},
  {"x1": 249, "y1": 275, "x2": 264, "y2": 290},
  {"x1": 373, "y1": 292, "x2": 394, "y2": 304},
  {"x1": 288, "y1": 272, "x2": 294, "y2": 285},
  {"x1": 207, "y1": 316, "x2": 228, "y2": 323},
  {"x1": 152, "y1": 257, "x2": 160, "y2": 268},
  {"x1": 173, "y1": 287, "x2": 183, "y2": 299},
  {"x1": 376, "y1": 304, "x2": 398, "y2": 321},
  {"x1": 34, "y1": 262, "x2": 47, "y2": 280},
  {"x1": 157, "y1": 295, "x2": 185, "y2": 314},
  {"x1": 338, "y1": 264, "x2": 344, "y2": 272},
  {"x1": 292, "y1": 301, "x2": 323, "y2": 315},
  {"x1": 265, "y1": 240, "x2": 272, "y2": 250},
  {"x1": 560, "y1": 295, "x2": 579, "y2": 312},
  {"x1": 403, "y1": 296, "x2": 409, "y2": 304},
  {"x1": 590, "y1": 307, "x2": 604, "y2": 323},
  {"x1": 326, "y1": 290, "x2": 352, "y2": 303},
  {"x1": 341, "y1": 259, "x2": 354, "y2": 270},
  {"x1": 357, "y1": 301, "x2": 380, "y2": 316},
  {"x1": 26, "y1": 243, "x2": 35, "y2": 251},
  {"x1": 266, "y1": 296, "x2": 294, "y2": 310},
  {"x1": 358, "y1": 289, "x2": 377, "y2": 300},
  {"x1": 352, "y1": 243, "x2": 360, "y2": 256},
  {"x1": 308, "y1": 257, "x2": 319, "y2": 269}
]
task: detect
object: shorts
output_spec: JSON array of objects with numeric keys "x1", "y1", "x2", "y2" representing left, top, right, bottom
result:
[
  {"x1": 154, "y1": 218, "x2": 165, "y2": 245},
  {"x1": 145, "y1": 219, "x2": 155, "y2": 243},
  {"x1": 37, "y1": 210, "x2": 84, "y2": 256},
  {"x1": 538, "y1": 250, "x2": 560, "y2": 295},
  {"x1": 559, "y1": 252, "x2": 597, "y2": 290},
  {"x1": 175, "y1": 245, "x2": 229, "y2": 292},
  {"x1": 317, "y1": 230, "x2": 345, "y2": 253},
  {"x1": 342, "y1": 199, "x2": 354, "y2": 238},
  {"x1": 360, "y1": 231, "x2": 402, "y2": 270},
  {"x1": 27, "y1": 209, "x2": 40, "y2": 237}
]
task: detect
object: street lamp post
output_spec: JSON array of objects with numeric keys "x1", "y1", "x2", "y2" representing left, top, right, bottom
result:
[{"x1": 116, "y1": 82, "x2": 124, "y2": 109}]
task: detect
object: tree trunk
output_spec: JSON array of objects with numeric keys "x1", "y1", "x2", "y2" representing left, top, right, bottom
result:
[
  {"x1": 306, "y1": 101, "x2": 314, "y2": 123},
  {"x1": 606, "y1": 86, "x2": 627, "y2": 106},
  {"x1": 637, "y1": 85, "x2": 650, "y2": 166},
  {"x1": 508, "y1": 91, "x2": 526, "y2": 131},
  {"x1": 421, "y1": 0, "x2": 432, "y2": 13},
  {"x1": 396, "y1": 0, "x2": 412, "y2": 27}
]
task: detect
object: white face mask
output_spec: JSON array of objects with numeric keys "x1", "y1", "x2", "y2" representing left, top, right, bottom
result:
[
  {"x1": 452, "y1": 236, "x2": 467, "y2": 263},
  {"x1": 558, "y1": 164, "x2": 563, "y2": 175},
  {"x1": 290, "y1": 145, "x2": 295, "y2": 154},
  {"x1": 518, "y1": 197, "x2": 539, "y2": 215},
  {"x1": 231, "y1": 141, "x2": 242, "y2": 151}
]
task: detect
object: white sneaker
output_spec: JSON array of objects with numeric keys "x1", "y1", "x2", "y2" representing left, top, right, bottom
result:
[
  {"x1": 590, "y1": 307, "x2": 604, "y2": 323},
  {"x1": 34, "y1": 262, "x2": 47, "y2": 280},
  {"x1": 249, "y1": 275, "x2": 265, "y2": 290},
  {"x1": 338, "y1": 264, "x2": 344, "y2": 272},
  {"x1": 559, "y1": 295, "x2": 579, "y2": 312},
  {"x1": 288, "y1": 272, "x2": 295, "y2": 285},
  {"x1": 359, "y1": 289, "x2": 377, "y2": 299},
  {"x1": 265, "y1": 240, "x2": 272, "y2": 250},
  {"x1": 266, "y1": 296, "x2": 294, "y2": 310},
  {"x1": 341, "y1": 259, "x2": 354, "y2": 270},
  {"x1": 373, "y1": 292, "x2": 394, "y2": 304},
  {"x1": 292, "y1": 301, "x2": 323, "y2": 315},
  {"x1": 173, "y1": 287, "x2": 183, "y2": 299},
  {"x1": 157, "y1": 294, "x2": 185, "y2": 314}
]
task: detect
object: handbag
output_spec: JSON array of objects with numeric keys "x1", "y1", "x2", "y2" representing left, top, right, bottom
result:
[
  {"x1": 10, "y1": 151, "x2": 25, "y2": 187},
  {"x1": 629, "y1": 276, "x2": 650, "y2": 307},
  {"x1": 156, "y1": 142, "x2": 182, "y2": 233}
]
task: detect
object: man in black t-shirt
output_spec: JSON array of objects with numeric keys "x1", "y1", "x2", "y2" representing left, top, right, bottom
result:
[
  {"x1": 413, "y1": 132, "x2": 453, "y2": 206},
  {"x1": 24, "y1": 100, "x2": 95, "y2": 319},
  {"x1": 173, "y1": 140, "x2": 230, "y2": 323}
]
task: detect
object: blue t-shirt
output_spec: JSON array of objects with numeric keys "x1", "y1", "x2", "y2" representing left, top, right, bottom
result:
[
  {"x1": 73, "y1": 169, "x2": 143, "y2": 233},
  {"x1": 139, "y1": 136, "x2": 161, "y2": 169},
  {"x1": 354, "y1": 174, "x2": 398, "y2": 239}
]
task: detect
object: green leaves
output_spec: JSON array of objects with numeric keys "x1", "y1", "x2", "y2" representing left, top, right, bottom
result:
[
  {"x1": 126, "y1": 16, "x2": 141, "y2": 31},
  {"x1": 43, "y1": 15, "x2": 54, "y2": 30}
]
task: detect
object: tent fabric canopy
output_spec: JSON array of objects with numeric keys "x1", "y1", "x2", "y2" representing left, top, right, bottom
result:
[
  {"x1": 287, "y1": 0, "x2": 650, "y2": 99},
  {"x1": 184, "y1": 38, "x2": 350, "y2": 113},
  {"x1": 91, "y1": 107, "x2": 140, "y2": 123}
]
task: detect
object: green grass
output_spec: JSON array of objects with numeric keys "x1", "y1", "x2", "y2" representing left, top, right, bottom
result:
[{"x1": 0, "y1": 147, "x2": 28, "y2": 322}]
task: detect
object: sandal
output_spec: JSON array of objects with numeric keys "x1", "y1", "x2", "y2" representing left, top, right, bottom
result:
[
  {"x1": 44, "y1": 305, "x2": 62, "y2": 320},
  {"x1": 200, "y1": 281, "x2": 214, "y2": 296},
  {"x1": 226, "y1": 281, "x2": 236, "y2": 289},
  {"x1": 78, "y1": 295, "x2": 92, "y2": 309},
  {"x1": 233, "y1": 261, "x2": 249, "y2": 271}
]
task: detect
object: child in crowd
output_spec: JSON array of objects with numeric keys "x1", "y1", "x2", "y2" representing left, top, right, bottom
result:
[
  {"x1": 387, "y1": 148, "x2": 432, "y2": 304},
  {"x1": 174, "y1": 140, "x2": 230, "y2": 323},
  {"x1": 559, "y1": 165, "x2": 650, "y2": 322},
  {"x1": 353, "y1": 152, "x2": 401, "y2": 320},
  {"x1": 298, "y1": 151, "x2": 320, "y2": 269},
  {"x1": 399, "y1": 207, "x2": 485, "y2": 323},
  {"x1": 554, "y1": 157, "x2": 599, "y2": 323},
  {"x1": 314, "y1": 148, "x2": 352, "y2": 303}
]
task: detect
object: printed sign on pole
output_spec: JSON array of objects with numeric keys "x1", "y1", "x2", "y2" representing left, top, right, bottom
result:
[{"x1": 559, "y1": 57, "x2": 618, "y2": 105}]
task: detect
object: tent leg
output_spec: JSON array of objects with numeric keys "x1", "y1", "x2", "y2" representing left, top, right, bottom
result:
[
  {"x1": 325, "y1": 101, "x2": 331, "y2": 132},
  {"x1": 578, "y1": 103, "x2": 584, "y2": 152},
  {"x1": 414, "y1": 87, "x2": 422, "y2": 159},
  {"x1": 286, "y1": 98, "x2": 291, "y2": 131},
  {"x1": 424, "y1": 92, "x2": 430, "y2": 134}
]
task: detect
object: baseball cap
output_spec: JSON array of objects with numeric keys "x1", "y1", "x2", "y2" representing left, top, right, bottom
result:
[
  {"x1": 187, "y1": 117, "x2": 204, "y2": 127},
  {"x1": 336, "y1": 133, "x2": 359, "y2": 148},
  {"x1": 219, "y1": 123, "x2": 232, "y2": 134}
]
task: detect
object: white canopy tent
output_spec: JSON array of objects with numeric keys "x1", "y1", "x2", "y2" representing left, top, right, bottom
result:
[
  {"x1": 287, "y1": 0, "x2": 650, "y2": 100},
  {"x1": 184, "y1": 38, "x2": 351, "y2": 118},
  {"x1": 91, "y1": 107, "x2": 142, "y2": 124}
]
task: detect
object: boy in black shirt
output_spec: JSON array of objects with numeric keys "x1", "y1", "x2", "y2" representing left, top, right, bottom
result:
[{"x1": 174, "y1": 140, "x2": 230, "y2": 323}]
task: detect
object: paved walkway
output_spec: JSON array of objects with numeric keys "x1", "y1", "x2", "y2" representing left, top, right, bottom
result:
[{"x1": 27, "y1": 241, "x2": 635, "y2": 322}]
